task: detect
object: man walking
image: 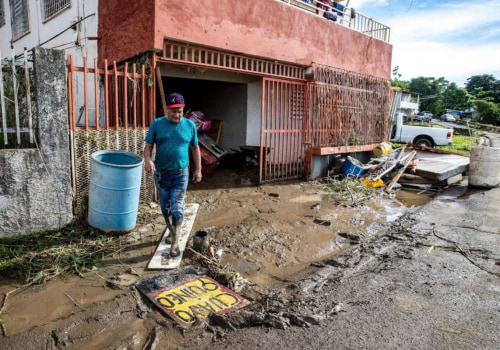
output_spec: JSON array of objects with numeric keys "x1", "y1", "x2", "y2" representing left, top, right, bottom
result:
[{"x1": 144, "y1": 93, "x2": 202, "y2": 257}]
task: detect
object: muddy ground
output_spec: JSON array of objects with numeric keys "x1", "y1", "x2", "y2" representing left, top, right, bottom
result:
[{"x1": 1, "y1": 169, "x2": 499, "y2": 350}]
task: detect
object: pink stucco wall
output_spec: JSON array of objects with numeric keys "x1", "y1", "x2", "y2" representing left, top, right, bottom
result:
[
  {"x1": 99, "y1": 0, "x2": 392, "y2": 79},
  {"x1": 98, "y1": 0, "x2": 155, "y2": 66}
]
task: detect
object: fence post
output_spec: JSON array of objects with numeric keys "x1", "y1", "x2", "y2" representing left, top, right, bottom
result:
[
  {"x1": 0, "y1": 49, "x2": 7, "y2": 145},
  {"x1": 11, "y1": 48, "x2": 21, "y2": 144},
  {"x1": 33, "y1": 47, "x2": 73, "y2": 224},
  {"x1": 24, "y1": 48, "x2": 33, "y2": 144}
]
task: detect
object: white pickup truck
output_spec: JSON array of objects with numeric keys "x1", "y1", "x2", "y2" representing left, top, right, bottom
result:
[{"x1": 389, "y1": 112, "x2": 453, "y2": 147}]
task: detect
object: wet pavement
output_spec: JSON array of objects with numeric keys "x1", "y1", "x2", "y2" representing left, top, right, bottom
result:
[{"x1": 4, "y1": 169, "x2": 489, "y2": 350}]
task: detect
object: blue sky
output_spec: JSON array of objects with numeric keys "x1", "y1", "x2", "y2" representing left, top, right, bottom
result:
[{"x1": 353, "y1": 0, "x2": 500, "y2": 87}]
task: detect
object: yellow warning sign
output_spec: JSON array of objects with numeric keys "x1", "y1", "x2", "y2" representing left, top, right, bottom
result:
[{"x1": 146, "y1": 275, "x2": 249, "y2": 327}]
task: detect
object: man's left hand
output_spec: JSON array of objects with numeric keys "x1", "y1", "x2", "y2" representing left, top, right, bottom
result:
[{"x1": 192, "y1": 169, "x2": 202, "y2": 183}]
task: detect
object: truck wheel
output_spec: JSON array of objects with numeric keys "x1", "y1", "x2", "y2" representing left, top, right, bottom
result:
[{"x1": 414, "y1": 136, "x2": 433, "y2": 147}]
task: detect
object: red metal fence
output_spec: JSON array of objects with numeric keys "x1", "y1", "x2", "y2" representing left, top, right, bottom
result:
[
  {"x1": 67, "y1": 55, "x2": 157, "y2": 213},
  {"x1": 260, "y1": 67, "x2": 390, "y2": 183},
  {"x1": 160, "y1": 41, "x2": 306, "y2": 81},
  {"x1": 67, "y1": 55, "x2": 155, "y2": 130},
  {"x1": 305, "y1": 82, "x2": 390, "y2": 147},
  {"x1": 260, "y1": 78, "x2": 307, "y2": 182}
]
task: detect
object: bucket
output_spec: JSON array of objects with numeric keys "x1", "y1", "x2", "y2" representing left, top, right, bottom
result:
[
  {"x1": 192, "y1": 231, "x2": 210, "y2": 252},
  {"x1": 342, "y1": 156, "x2": 366, "y2": 178},
  {"x1": 468, "y1": 147, "x2": 500, "y2": 188},
  {"x1": 88, "y1": 150, "x2": 143, "y2": 232},
  {"x1": 373, "y1": 142, "x2": 393, "y2": 157}
]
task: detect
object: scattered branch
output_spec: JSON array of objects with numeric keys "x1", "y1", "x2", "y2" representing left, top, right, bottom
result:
[{"x1": 432, "y1": 227, "x2": 500, "y2": 278}]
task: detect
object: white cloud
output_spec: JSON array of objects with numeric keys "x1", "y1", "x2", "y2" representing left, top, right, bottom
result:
[
  {"x1": 352, "y1": 0, "x2": 388, "y2": 8},
  {"x1": 382, "y1": 0, "x2": 500, "y2": 86},
  {"x1": 387, "y1": 2, "x2": 500, "y2": 42},
  {"x1": 393, "y1": 41, "x2": 500, "y2": 86}
]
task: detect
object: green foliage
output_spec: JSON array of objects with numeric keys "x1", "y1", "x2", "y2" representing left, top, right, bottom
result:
[
  {"x1": 391, "y1": 66, "x2": 410, "y2": 92},
  {"x1": 473, "y1": 99, "x2": 500, "y2": 125},
  {"x1": 446, "y1": 85, "x2": 472, "y2": 110},
  {"x1": 436, "y1": 135, "x2": 478, "y2": 156},
  {"x1": 394, "y1": 69, "x2": 499, "y2": 124},
  {"x1": 466, "y1": 74, "x2": 499, "y2": 104}
]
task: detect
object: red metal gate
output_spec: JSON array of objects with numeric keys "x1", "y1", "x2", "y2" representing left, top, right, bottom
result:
[{"x1": 260, "y1": 78, "x2": 307, "y2": 183}]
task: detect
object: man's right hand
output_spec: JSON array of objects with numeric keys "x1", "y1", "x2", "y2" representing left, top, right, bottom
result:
[
  {"x1": 145, "y1": 159, "x2": 155, "y2": 174},
  {"x1": 144, "y1": 143, "x2": 155, "y2": 174}
]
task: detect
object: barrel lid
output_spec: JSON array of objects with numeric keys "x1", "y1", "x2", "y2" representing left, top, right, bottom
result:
[{"x1": 91, "y1": 150, "x2": 143, "y2": 168}]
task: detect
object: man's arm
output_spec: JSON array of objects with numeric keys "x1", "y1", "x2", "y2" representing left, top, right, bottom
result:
[
  {"x1": 144, "y1": 143, "x2": 155, "y2": 174},
  {"x1": 190, "y1": 145, "x2": 202, "y2": 182}
]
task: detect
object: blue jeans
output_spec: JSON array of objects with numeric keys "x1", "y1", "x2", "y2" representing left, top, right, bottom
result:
[{"x1": 154, "y1": 168, "x2": 189, "y2": 226}]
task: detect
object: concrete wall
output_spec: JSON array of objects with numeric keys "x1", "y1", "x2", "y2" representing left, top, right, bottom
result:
[
  {"x1": 310, "y1": 152, "x2": 372, "y2": 180},
  {"x1": 99, "y1": 0, "x2": 392, "y2": 80},
  {"x1": 247, "y1": 81, "x2": 263, "y2": 147},
  {"x1": 201, "y1": 83, "x2": 247, "y2": 151},
  {"x1": 0, "y1": 48, "x2": 73, "y2": 237}
]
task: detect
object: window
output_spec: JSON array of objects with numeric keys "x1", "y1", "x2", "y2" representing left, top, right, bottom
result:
[
  {"x1": 0, "y1": 0, "x2": 5, "y2": 27},
  {"x1": 42, "y1": 0, "x2": 70, "y2": 21},
  {"x1": 9, "y1": 0, "x2": 29, "y2": 40}
]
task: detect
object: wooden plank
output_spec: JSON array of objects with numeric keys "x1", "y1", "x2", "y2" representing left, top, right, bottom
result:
[
  {"x1": 155, "y1": 66, "x2": 167, "y2": 116},
  {"x1": 385, "y1": 151, "x2": 416, "y2": 192},
  {"x1": 147, "y1": 203, "x2": 199, "y2": 270},
  {"x1": 311, "y1": 144, "x2": 379, "y2": 155}
]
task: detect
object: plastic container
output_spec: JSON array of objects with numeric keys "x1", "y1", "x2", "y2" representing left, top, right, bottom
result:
[
  {"x1": 192, "y1": 230, "x2": 210, "y2": 251},
  {"x1": 88, "y1": 150, "x2": 143, "y2": 232},
  {"x1": 468, "y1": 147, "x2": 500, "y2": 188},
  {"x1": 342, "y1": 156, "x2": 366, "y2": 178},
  {"x1": 373, "y1": 142, "x2": 393, "y2": 157}
]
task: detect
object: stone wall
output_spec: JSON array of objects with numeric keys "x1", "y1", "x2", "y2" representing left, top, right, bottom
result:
[{"x1": 0, "y1": 48, "x2": 73, "y2": 237}]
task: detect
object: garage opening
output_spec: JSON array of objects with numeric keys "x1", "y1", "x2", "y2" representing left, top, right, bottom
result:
[
  {"x1": 159, "y1": 77, "x2": 248, "y2": 152},
  {"x1": 156, "y1": 64, "x2": 265, "y2": 179}
]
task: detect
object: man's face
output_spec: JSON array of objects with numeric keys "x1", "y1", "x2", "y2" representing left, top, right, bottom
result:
[{"x1": 167, "y1": 107, "x2": 184, "y2": 124}]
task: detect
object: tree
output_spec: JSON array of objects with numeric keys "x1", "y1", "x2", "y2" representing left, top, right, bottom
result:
[
  {"x1": 474, "y1": 100, "x2": 500, "y2": 125},
  {"x1": 465, "y1": 74, "x2": 499, "y2": 103},
  {"x1": 391, "y1": 66, "x2": 409, "y2": 91},
  {"x1": 409, "y1": 77, "x2": 449, "y2": 115},
  {"x1": 445, "y1": 84, "x2": 472, "y2": 111}
]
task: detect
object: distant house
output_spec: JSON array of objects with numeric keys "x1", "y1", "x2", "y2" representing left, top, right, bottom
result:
[
  {"x1": 0, "y1": 0, "x2": 97, "y2": 65},
  {"x1": 463, "y1": 108, "x2": 479, "y2": 120},
  {"x1": 398, "y1": 92, "x2": 419, "y2": 116}
]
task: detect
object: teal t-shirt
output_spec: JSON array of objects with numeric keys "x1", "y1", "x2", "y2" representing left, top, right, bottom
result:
[{"x1": 144, "y1": 117, "x2": 198, "y2": 174}]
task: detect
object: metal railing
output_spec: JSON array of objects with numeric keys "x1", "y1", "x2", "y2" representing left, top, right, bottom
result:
[
  {"x1": 67, "y1": 55, "x2": 155, "y2": 131},
  {"x1": 278, "y1": 0, "x2": 390, "y2": 43},
  {"x1": 0, "y1": 48, "x2": 34, "y2": 148},
  {"x1": 161, "y1": 41, "x2": 306, "y2": 81}
]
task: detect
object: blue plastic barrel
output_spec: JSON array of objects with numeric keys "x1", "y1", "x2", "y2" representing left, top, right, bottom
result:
[
  {"x1": 342, "y1": 156, "x2": 365, "y2": 178},
  {"x1": 88, "y1": 150, "x2": 143, "y2": 232}
]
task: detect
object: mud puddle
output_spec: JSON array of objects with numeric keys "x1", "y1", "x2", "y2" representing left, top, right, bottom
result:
[
  {"x1": 0, "y1": 170, "x2": 437, "y2": 341},
  {"x1": 396, "y1": 188, "x2": 436, "y2": 207},
  {"x1": 187, "y1": 172, "x2": 411, "y2": 289}
]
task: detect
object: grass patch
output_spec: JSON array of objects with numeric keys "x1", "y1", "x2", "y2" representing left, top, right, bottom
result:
[
  {"x1": 323, "y1": 176, "x2": 379, "y2": 201},
  {"x1": 0, "y1": 223, "x2": 123, "y2": 283},
  {"x1": 436, "y1": 135, "x2": 477, "y2": 156}
]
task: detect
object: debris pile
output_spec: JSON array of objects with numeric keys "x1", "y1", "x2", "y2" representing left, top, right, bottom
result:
[{"x1": 340, "y1": 142, "x2": 470, "y2": 195}]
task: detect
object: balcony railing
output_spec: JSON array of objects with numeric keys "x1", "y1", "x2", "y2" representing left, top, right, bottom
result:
[{"x1": 278, "y1": 0, "x2": 391, "y2": 43}]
